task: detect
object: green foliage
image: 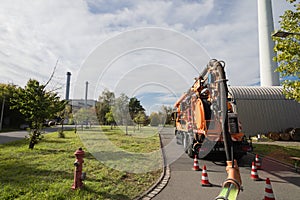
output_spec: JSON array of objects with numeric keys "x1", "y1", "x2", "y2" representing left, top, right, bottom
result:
[
  {"x1": 73, "y1": 107, "x2": 97, "y2": 125},
  {"x1": 149, "y1": 112, "x2": 160, "y2": 126},
  {"x1": 95, "y1": 89, "x2": 115, "y2": 125},
  {"x1": 112, "y1": 93, "x2": 130, "y2": 124},
  {"x1": 9, "y1": 79, "x2": 66, "y2": 149},
  {"x1": 96, "y1": 90, "x2": 147, "y2": 129},
  {"x1": 134, "y1": 111, "x2": 147, "y2": 130},
  {"x1": 161, "y1": 105, "x2": 173, "y2": 125},
  {"x1": 0, "y1": 83, "x2": 25, "y2": 130},
  {"x1": 149, "y1": 105, "x2": 173, "y2": 127},
  {"x1": 273, "y1": 0, "x2": 300, "y2": 102},
  {"x1": 105, "y1": 109, "x2": 114, "y2": 124},
  {"x1": 105, "y1": 108, "x2": 115, "y2": 129},
  {"x1": 129, "y1": 97, "x2": 145, "y2": 118}
]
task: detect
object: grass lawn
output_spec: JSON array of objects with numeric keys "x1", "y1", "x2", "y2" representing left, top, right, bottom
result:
[
  {"x1": 252, "y1": 143, "x2": 300, "y2": 165},
  {"x1": 77, "y1": 126, "x2": 163, "y2": 173},
  {"x1": 0, "y1": 126, "x2": 162, "y2": 200}
]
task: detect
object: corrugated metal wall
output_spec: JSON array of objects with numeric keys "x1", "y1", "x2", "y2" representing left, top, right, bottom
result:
[{"x1": 228, "y1": 86, "x2": 300, "y2": 136}]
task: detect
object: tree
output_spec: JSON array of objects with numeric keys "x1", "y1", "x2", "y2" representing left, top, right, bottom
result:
[
  {"x1": 129, "y1": 97, "x2": 145, "y2": 119},
  {"x1": 112, "y1": 93, "x2": 130, "y2": 134},
  {"x1": 73, "y1": 107, "x2": 97, "y2": 127},
  {"x1": 134, "y1": 110, "x2": 146, "y2": 130},
  {"x1": 105, "y1": 108, "x2": 115, "y2": 129},
  {"x1": 0, "y1": 83, "x2": 24, "y2": 130},
  {"x1": 95, "y1": 89, "x2": 115, "y2": 125},
  {"x1": 273, "y1": 0, "x2": 300, "y2": 102},
  {"x1": 161, "y1": 105, "x2": 173, "y2": 125},
  {"x1": 149, "y1": 112, "x2": 160, "y2": 126},
  {"x1": 10, "y1": 79, "x2": 66, "y2": 149}
]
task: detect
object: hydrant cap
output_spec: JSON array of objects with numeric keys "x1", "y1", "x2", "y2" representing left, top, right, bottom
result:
[{"x1": 74, "y1": 148, "x2": 85, "y2": 155}]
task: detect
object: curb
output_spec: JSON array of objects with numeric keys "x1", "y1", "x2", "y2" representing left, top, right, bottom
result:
[{"x1": 134, "y1": 132, "x2": 170, "y2": 200}]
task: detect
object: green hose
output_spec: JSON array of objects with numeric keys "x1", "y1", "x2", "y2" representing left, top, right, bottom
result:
[{"x1": 215, "y1": 184, "x2": 239, "y2": 200}]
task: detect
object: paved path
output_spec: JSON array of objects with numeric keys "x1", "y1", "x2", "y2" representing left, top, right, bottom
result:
[
  {"x1": 0, "y1": 126, "x2": 74, "y2": 144},
  {"x1": 0, "y1": 131, "x2": 28, "y2": 144},
  {"x1": 152, "y1": 127, "x2": 300, "y2": 200}
]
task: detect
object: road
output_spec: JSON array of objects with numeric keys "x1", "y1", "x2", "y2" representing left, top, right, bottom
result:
[
  {"x1": 153, "y1": 127, "x2": 300, "y2": 200},
  {"x1": 0, "y1": 125, "x2": 74, "y2": 144}
]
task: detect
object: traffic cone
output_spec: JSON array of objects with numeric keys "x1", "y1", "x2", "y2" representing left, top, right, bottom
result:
[
  {"x1": 255, "y1": 154, "x2": 262, "y2": 170},
  {"x1": 193, "y1": 155, "x2": 200, "y2": 171},
  {"x1": 264, "y1": 178, "x2": 275, "y2": 200},
  {"x1": 250, "y1": 161, "x2": 260, "y2": 181},
  {"x1": 201, "y1": 165, "x2": 212, "y2": 187}
]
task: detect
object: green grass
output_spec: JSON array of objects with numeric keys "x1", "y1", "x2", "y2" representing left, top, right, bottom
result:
[
  {"x1": 101, "y1": 126, "x2": 161, "y2": 152},
  {"x1": 253, "y1": 143, "x2": 300, "y2": 165},
  {"x1": 77, "y1": 126, "x2": 163, "y2": 173},
  {"x1": 0, "y1": 127, "x2": 162, "y2": 200}
]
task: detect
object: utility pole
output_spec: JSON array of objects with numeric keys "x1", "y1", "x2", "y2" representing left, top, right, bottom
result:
[
  {"x1": 85, "y1": 81, "x2": 89, "y2": 109},
  {"x1": 0, "y1": 97, "x2": 5, "y2": 131}
]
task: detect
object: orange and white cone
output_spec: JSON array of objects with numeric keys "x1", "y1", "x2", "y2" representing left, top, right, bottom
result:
[
  {"x1": 250, "y1": 161, "x2": 260, "y2": 181},
  {"x1": 264, "y1": 178, "x2": 275, "y2": 200},
  {"x1": 255, "y1": 154, "x2": 262, "y2": 170},
  {"x1": 193, "y1": 155, "x2": 200, "y2": 171},
  {"x1": 201, "y1": 165, "x2": 212, "y2": 187}
]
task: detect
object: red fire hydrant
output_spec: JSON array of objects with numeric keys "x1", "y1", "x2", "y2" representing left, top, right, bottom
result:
[{"x1": 71, "y1": 147, "x2": 85, "y2": 190}]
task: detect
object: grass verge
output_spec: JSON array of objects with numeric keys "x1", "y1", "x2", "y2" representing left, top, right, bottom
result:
[
  {"x1": 0, "y1": 127, "x2": 162, "y2": 200},
  {"x1": 252, "y1": 143, "x2": 300, "y2": 165}
]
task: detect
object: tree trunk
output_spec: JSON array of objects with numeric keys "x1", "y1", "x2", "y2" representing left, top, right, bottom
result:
[{"x1": 29, "y1": 140, "x2": 35, "y2": 149}]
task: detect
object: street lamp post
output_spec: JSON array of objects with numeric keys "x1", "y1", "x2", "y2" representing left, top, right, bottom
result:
[
  {"x1": 272, "y1": 30, "x2": 300, "y2": 37},
  {"x1": 0, "y1": 97, "x2": 5, "y2": 131}
]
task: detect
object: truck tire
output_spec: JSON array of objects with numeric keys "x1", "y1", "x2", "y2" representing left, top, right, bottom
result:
[
  {"x1": 187, "y1": 144, "x2": 195, "y2": 158},
  {"x1": 290, "y1": 128, "x2": 300, "y2": 141}
]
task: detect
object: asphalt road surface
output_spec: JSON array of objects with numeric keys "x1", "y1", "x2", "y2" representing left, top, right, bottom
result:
[
  {"x1": 153, "y1": 127, "x2": 300, "y2": 200},
  {"x1": 0, "y1": 126, "x2": 74, "y2": 144}
]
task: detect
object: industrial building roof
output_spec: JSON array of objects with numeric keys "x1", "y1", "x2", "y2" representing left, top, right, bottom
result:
[
  {"x1": 228, "y1": 86, "x2": 284, "y2": 100},
  {"x1": 228, "y1": 86, "x2": 300, "y2": 136}
]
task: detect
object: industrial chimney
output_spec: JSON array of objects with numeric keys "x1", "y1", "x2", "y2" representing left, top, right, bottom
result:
[
  {"x1": 257, "y1": 0, "x2": 280, "y2": 86},
  {"x1": 65, "y1": 72, "x2": 71, "y2": 100}
]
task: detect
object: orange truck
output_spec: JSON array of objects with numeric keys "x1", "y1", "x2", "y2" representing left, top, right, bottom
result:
[{"x1": 173, "y1": 59, "x2": 252, "y2": 160}]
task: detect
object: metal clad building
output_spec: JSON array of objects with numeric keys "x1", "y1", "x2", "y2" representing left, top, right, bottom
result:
[{"x1": 228, "y1": 86, "x2": 300, "y2": 136}]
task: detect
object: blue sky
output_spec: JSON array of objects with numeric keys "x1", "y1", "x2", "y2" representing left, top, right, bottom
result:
[{"x1": 0, "y1": 0, "x2": 295, "y2": 111}]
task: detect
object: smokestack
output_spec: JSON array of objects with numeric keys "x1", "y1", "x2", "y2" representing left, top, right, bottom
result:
[
  {"x1": 65, "y1": 72, "x2": 71, "y2": 100},
  {"x1": 257, "y1": 0, "x2": 280, "y2": 86},
  {"x1": 85, "y1": 81, "x2": 89, "y2": 108}
]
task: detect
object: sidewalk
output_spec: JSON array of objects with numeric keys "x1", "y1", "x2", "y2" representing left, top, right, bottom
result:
[
  {"x1": 0, "y1": 126, "x2": 75, "y2": 144},
  {"x1": 0, "y1": 131, "x2": 29, "y2": 144}
]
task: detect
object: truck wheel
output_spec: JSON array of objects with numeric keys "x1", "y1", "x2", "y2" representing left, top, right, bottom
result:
[{"x1": 187, "y1": 144, "x2": 195, "y2": 158}]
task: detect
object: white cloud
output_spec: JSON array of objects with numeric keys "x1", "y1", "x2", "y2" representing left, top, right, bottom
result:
[{"x1": 0, "y1": 0, "x2": 295, "y2": 109}]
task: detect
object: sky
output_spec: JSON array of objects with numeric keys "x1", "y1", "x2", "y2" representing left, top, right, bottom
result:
[{"x1": 0, "y1": 0, "x2": 295, "y2": 112}]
